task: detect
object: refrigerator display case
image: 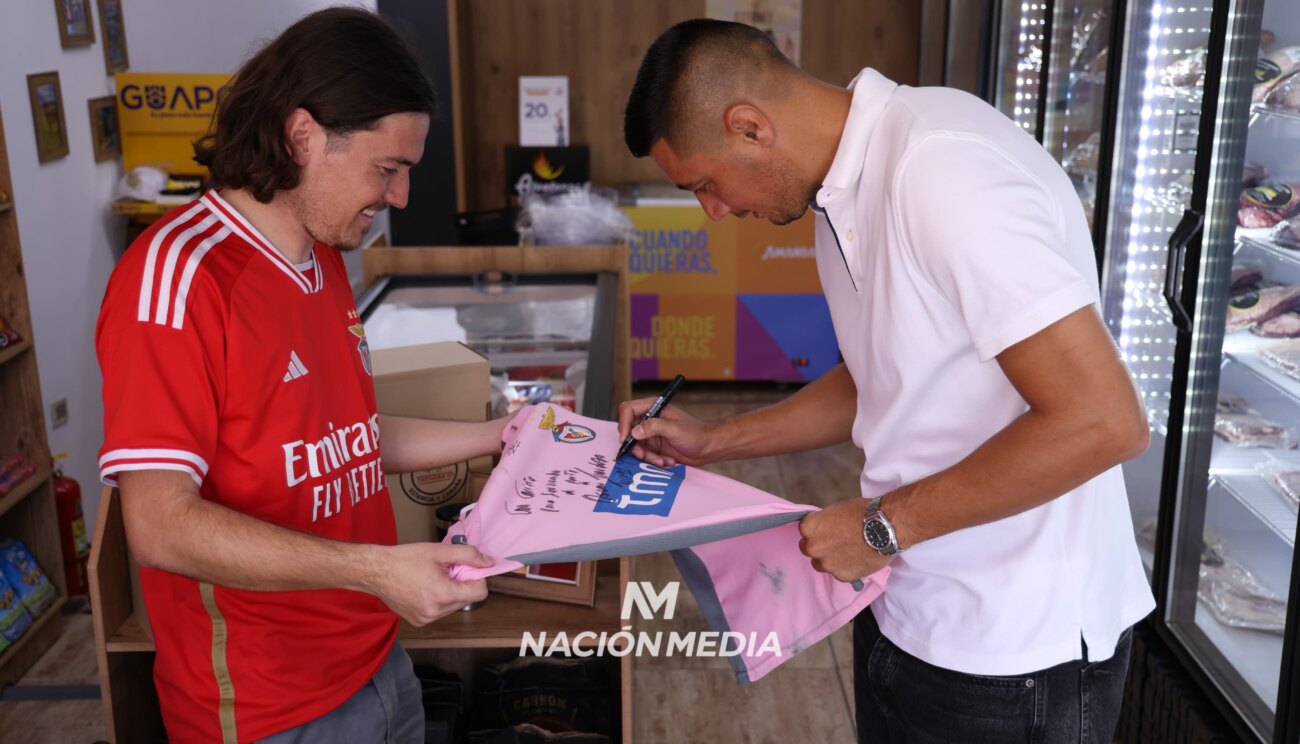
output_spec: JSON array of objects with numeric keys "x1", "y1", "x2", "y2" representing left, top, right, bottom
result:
[
  {"x1": 1040, "y1": 0, "x2": 1117, "y2": 234},
  {"x1": 989, "y1": 0, "x2": 1055, "y2": 138},
  {"x1": 1099, "y1": 0, "x2": 1300, "y2": 740},
  {"x1": 357, "y1": 272, "x2": 618, "y2": 419}
]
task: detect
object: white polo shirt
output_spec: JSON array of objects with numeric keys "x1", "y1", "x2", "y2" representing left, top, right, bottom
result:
[{"x1": 814, "y1": 69, "x2": 1154, "y2": 675}]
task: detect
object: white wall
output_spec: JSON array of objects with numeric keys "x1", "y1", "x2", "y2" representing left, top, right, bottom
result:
[{"x1": 0, "y1": 0, "x2": 377, "y2": 533}]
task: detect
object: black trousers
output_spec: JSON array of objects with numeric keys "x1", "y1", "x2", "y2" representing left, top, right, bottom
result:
[{"x1": 853, "y1": 609, "x2": 1132, "y2": 744}]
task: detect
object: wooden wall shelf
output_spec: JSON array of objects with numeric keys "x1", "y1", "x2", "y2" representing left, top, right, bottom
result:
[
  {"x1": 0, "y1": 467, "x2": 51, "y2": 521},
  {"x1": 0, "y1": 339, "x2": 32, "y2": 368}
]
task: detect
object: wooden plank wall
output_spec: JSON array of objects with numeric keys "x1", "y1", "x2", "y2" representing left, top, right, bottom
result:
[{"x1": 454, "y1": 0, "x2": 921, "y2": 210}]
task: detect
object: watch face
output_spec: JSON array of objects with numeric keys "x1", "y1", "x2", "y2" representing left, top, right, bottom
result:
[{"x1": 864, "y1": 519, "x2": 892, "y2": 550}]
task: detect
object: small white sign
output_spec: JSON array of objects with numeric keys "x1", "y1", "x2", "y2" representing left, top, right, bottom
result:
[{"x1": 519, "y1": 76, "x2": 569, "y2": 147}]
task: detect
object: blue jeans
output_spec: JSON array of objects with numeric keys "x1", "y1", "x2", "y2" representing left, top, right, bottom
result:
[
  {"x1": 257, "y1": 642, "x2": 423, "y2": 744},
  {"x1": 854, "y1": 610, "x2": 1132, "y2": 744}
]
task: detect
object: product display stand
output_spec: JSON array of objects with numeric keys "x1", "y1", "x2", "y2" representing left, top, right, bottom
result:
[{"x1": 0, "y1": 105, "x2": 69, "y2": 686}]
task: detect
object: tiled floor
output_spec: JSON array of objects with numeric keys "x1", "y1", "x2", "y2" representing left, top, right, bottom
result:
[{"x1": 0, "y1": 386, "x2": 864, "y2": 743}]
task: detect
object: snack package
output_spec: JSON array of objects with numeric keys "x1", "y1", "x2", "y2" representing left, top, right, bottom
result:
[
  {"x1": 0, "y1": 314, "x2": 22, "y2": 349},
  {"x1": 1239, "y1": 182, "x2": 1300, "y2": 228},
  {"x1": 0, "y1": 455, "x2": 38, "y2": 497},
  {"x1": 0, "y1": 540, "x2": 56, "y2": 617},
  {"x1": 1261, "y1": 339, "x2": 1300, "y2": 381},
  {"x1": 0, "y1": 572, "x2": 34, "y2": 654},
  {"x1": 1253, "y1": 46, "x2": 1300, "y2": 102}
]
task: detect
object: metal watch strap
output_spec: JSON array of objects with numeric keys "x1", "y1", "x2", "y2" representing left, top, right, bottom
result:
[{"x1": 863, "y1": 495, "x2": 901, "y2": 557}]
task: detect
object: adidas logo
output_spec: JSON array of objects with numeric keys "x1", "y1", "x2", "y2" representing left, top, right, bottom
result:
[{"x1": 283, "y1": 351, "x2": 310, "y2": 382}]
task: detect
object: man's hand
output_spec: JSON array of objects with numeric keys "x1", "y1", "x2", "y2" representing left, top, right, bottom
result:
[
  {"x1": 365, "y1": 543, "x2": 494, "y2": 626},
  {"x1": 798, "y1": 497, "x2": 893, "y2": 582},
  {"x1": 617, "y1": 399, "x2": 717, "y2": 467}
]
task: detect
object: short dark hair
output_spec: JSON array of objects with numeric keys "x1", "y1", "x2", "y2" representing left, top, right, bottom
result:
[
  {"x1": 624, "y1": 19, "x2": 791, "y2": 158},
  {"x1": 194, "y1": 7, "x2": 436, "y2": 203}
]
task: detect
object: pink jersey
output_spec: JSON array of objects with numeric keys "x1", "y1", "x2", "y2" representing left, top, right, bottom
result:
[{"x1": 446, "y1": 405, "x2": 888, "y2": 684}]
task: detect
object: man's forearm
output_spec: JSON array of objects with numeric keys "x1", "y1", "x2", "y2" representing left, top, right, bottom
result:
[
  {"x1": 887, "y1": 391, "x2": 1147, "y2": 549},
  {"x1": 378, "y1": 415, "x2": 503, "y2": 473},
  {"x1": 119, "y1": 471, "x2": 381, "y2": 594},
  {"x1": 713, "y1": 363, "x2": 857, "y2": 461}
]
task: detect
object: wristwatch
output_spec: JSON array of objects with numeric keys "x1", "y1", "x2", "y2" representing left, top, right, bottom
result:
[{"x1": 862, "y1": 495, "x2": 902, "y2": 557}]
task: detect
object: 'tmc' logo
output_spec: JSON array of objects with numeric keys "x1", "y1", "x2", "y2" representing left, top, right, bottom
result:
[
  {"x1": 621, "y1": 581, "x2": 679, "y2": 621},
  {"x1": 594, "y1": 461, "x2": 684, "y2": 517}
]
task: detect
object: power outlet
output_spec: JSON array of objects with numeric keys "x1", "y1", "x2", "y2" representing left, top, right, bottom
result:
[{"x1": 51, "y1": 397, "x2": 69, "y2": 429}]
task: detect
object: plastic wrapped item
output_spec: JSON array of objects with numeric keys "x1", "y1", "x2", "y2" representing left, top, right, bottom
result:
[
  {"x1": 0, "y1": 539, "x2": 56, "y2": 617},
  {"x1": 1213, "y1": 393, "x2": 1298, "y2": 448},
  {"x1": 1242, "y1": 161, "x2": 1270, "y2": 188},
  {"x1": 1230, "y1": 260, "x2": 1264, "y2": 293},
  {"x1": 1225, "y1": 284, "x2": 1300, "y2": 332},
  {"x1": 1265, "y1": 72, "x2": 1300, "y2": 113},
  {"x1": 1163, "y1": 47, "x2": 1207, "y2": 88},
  {"x1": 1261, "y1": 338, "x2": 1300, "y2": 381},
  {"x1": 0, "y1": 572, "x2": 33, "y2": 654},
  {"x1": 1239, "y1": 182, "x2": 1300, "y2": 228},
  {"x1": 1199, "y1": 557, "x2": 1287, "y2": 633},
  {"x1": 0, "y1": 455, "x2": 38, "y2": 497},
  {"x1": 1272, "y1": 218, "x2": 1300, "y2": 250},
  {"x1": 1063, "y1": 132, "x2": 1100, "y2": 177},
  {"x1": 1260, "y1": 462, "x2": 1300, "y2": 512},
  {"x1": 1255, "y1": 309, "x2": 1300, "y2": 339},
  {"x1": 1254, "y1": 46, "x2": 1300, "y2": 102},
  {"x1": 516, "y1": 186, "x2": 634, "y2": 247}
]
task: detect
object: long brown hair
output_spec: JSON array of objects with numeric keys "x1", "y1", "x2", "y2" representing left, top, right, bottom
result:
[{"x1": 194, "y1": 7, "x2": 436, "y2": 203}]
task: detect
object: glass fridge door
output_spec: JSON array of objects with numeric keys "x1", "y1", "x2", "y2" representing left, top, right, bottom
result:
[
  {"x1": 1162, "y1": 0, "x2": 1299, "y2": 739},
  {"x1": 1100, "y1": 0, "x2": 1219, "y2": 580},
  {"x1": 1041, "y1": 0, "x2": 1115, "y2": 232},
  {"x1": 990, "y1": 1, "x2": 1054, "y2": 138}
]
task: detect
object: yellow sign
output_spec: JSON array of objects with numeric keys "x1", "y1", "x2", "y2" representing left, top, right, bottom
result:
[{"x1": 115, "y1": 72, "x2": 232, "y2": 174}]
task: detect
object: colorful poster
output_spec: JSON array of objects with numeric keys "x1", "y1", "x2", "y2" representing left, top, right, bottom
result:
[{"x1": 623, "y1": 206, "x2": 838, "y2": 382}]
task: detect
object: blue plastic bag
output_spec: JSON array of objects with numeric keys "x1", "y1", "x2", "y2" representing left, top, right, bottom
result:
[
  {"x1": 0, "y1": 571, "x2": 34, "y2": 652},
  {"x1": 0, "y1": 539, "x2": 56, "y2": 618}
]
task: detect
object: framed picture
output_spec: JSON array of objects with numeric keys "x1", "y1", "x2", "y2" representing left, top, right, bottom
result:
[
  {"x1": 88, "y1": 96, "x2": 120, "y2": 162},
  {"x1": 54, "y1": 0, "x2": 96, "y2": 48},
  {"x1": 488, "y1": 560, "x2": 598, "y2": 607},
  {"x1": 27, "y1": 72, "x2": 69, "y2": 164},
  {"x1": 98, "y1": 0, "x2": 129, "y2": 74}
]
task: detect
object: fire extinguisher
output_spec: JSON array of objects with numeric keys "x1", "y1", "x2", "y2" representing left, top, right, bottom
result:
[{"x1": 52, "y1": 453, "x2": 90, "y2": 596}]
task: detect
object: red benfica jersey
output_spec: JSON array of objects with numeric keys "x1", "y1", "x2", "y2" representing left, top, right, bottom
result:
[{"x1": 97, "y1": 191, "x2": 398, "y2": 742}]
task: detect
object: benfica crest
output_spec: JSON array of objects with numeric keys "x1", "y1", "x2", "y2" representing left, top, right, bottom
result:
[{"x1": 348, "y1": 323, "x2": 372, "y2": 376}]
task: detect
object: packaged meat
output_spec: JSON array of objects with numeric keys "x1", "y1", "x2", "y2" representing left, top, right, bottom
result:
[
  {"x1": 1261, "y1": 338, "x2": 1300, "y2": 381},
  {"x1": 1063, "y1": 132, "x2": 1100, "y2": 177},
  {"x1": 1254, "y1": 309, "x2": 1300, "y2": 338},
  {"x1": 1199, "y1": 556, "x2": 1287, "y2": 633},
  {"x1": 1214, "y1": 411, "x2": 1298, "y2": 449},
  {"x1": 1260, "y1": 462, "x2": 1300, "y2": 512},
  {"x1": 1224, "y1": 284, "x2": 1300, "y2": 332},
  {"x1": 1230, "y1": 260, "x2": 1263, "y2": 293},
  {"x1": 1253, "y1": 45, "x2": 1300, "y2": 102},
  {"x1": 0, "y1": 540, "x2": 56, "y2": 617},
  {"x1": 1242, "y1": 161, "x2": 1269, "y2": 188},
  {"x1": 1272, "y1": 218, "x2": 1300, "y2": 250},
  {"x1": 1239, "y1": 182, "x2": 1300, "y2": 228},
  {"x1": 1164, "y1": 47, "x2": 1207, "y2": 88},
  {"x1": 1215, "y1": 393, "x2": 1297, "y2": 448},
  {"x1": 1265, "y1": 73, "x2": 1300, "y2": 113},
  {"x1": 1260, "y1": 28, "x2": 1276, "y2": 52}
]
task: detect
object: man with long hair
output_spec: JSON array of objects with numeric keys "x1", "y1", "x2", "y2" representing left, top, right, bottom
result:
[{"x1": 96, "y1": 9, "x2": 494, "y2": 742}]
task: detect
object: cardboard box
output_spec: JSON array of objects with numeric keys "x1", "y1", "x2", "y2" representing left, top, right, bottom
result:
[{"x1": 372, "y1": 342, "x2": 490, "y2": 544}]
